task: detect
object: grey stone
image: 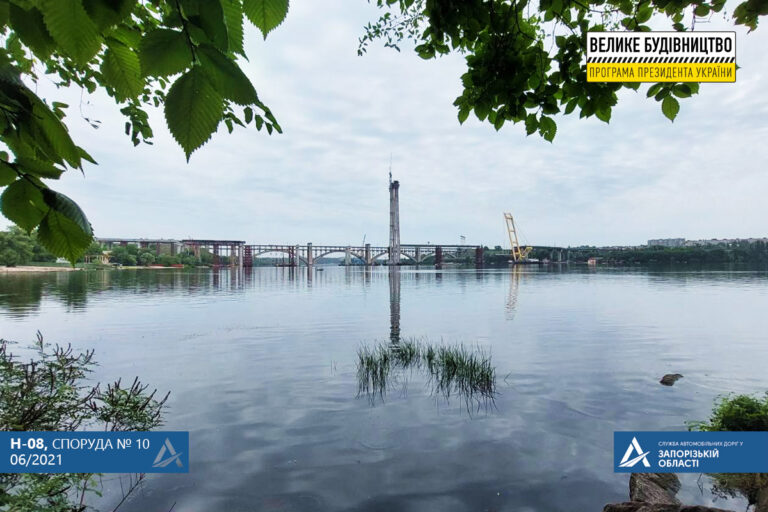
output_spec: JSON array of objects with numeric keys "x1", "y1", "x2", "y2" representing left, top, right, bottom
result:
[
  {"x1": 603, "y1": 503, "x2": 679, "y2": 512},
  {"x1": 603, "y1": 472, "x2": 736, "y2": 512},
  {"x1": 630, "y1": 473, "x2": 681, "y2": 504},
  {"x1": 603, "y1": 504, "x2": 733, "y2": 512},
  {"x1": 660, "y1": 374, "x2": 684, "y2": 386},
  {"x1": 756, "y1": 485, "x2": 768, "y2": 512},
  {"x1": 680, "y1": 507, "x2": 733, "y2": 512}
]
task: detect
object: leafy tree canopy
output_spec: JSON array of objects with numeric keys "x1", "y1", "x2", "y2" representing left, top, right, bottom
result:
[
  {"x1": 359, "y1": 0, "x2": 765, "y2": 140},
  {"x1": 0, "y1": 0, "x2": 289, "y2": 264}
]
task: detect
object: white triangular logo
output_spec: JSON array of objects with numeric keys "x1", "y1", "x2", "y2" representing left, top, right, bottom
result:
[
  {"x1": 619, "y1": 437, "x2": 651, "y2": 468},
  {"x1": 152, "y1": 438, "x2": 184, "y2": 468}
]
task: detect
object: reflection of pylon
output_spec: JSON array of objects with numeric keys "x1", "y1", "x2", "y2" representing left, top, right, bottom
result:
[
  {"x1": 152, "y1": 438, "x2": 184, "y2": 468},
  {"x1": 389, "y1": 268, "x2": 401, "y2": 343}
]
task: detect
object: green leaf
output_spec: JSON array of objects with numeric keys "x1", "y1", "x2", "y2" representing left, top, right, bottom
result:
[
  {"x1": 474, "y1": 102, "x2": 489, "y2": 121},
  {"x1": 42, "y1": 188, "x2": 93, "y2": 240},
  {"x1": 595, "y1": 107, "x2": 611, "y2": 123},
  {"x1": 139, "y1": 29, "x2": 194, "y2": 78},
  {"x1": 164, "y1": 67, "x2": 224, "y2": 159},
  {"x1": 619, "y1": 0, "x2": 633, "y2": 14},
  {"x1": 647, "y1": 83, "x2": 664, "y2": 98},
  {"x1": 101, "y1": 40, "x2": 143, "y2": 101},
  {"x1": 672, "y1": 84, "x2": 692, "y2": 98},
  {"x1": 194, "y1": 0, "x2": 229, "y2": 51},
  {"x1": 39, "y1": 0, "x2": 103, "y2": 65},
  {"x1": 694, "y1": 4, "x2": 710, "y2": 16},
  {"x1": 221, "y1": 0, "x2": 244, "y2": 55},
  {"x1": 0, "y1": 2, "x2": 8, "y2": 27},
  {"x1": 108, "y1": 25, "x2": 141, "y2": 49},
  {"x1": 37, "y1": 189, "x2": 93, "y2": 265},
  {"x1": 661, "y1": 95, "x2": 680, "y2": 121},
  {"x1": 37, "y1": 205, "x2": 93, "y2": 265},
  {"x1": 636, "y1": 5, "x2": 653, "y2": 22},
  {"x1": 493, "y1": 113, "x2": 505, "y2": 131},
  {"x1": 0, "y1": 162, "x2": 16, "y2": 186},
  {"x1": 83, "y1": 0, "x2": 134, "y2": 30},
  {"x1": 524, "y1": 114, "x2": 538, "y2": 135},
  {"x1": 457, "y1": 107, "x2": 469, "y2": 124},
  {"x1": 78, "y1": 147, "x2": 98, "y2": 165},
  {"x1": 0, "y1": 179, "x2": 49, "y2": 231},
  {"x1": 197, "y1": 44, "x2": 258, "y2": 105},
  {"x1": 16, "y1": 157, "x2": 64, "y2": 178},
  {"x1": 243, "y1": 0, "x2": 288, "y2": 39},
  {"x1": 564, "y1": 98, "x2": 578, "y2": 115},
  {"x1": 27, "y1": 94, "x2": 82, "y2": 168},
  {"x1": 9, "y1": 4, "x2": 56, "y2": 59},
  {"x1": 539, "y1": 115, "x2": 557, "y2": 142}
]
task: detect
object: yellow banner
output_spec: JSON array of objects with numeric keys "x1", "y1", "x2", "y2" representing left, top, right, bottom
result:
[{"x1": 587, "y1": 63, "x2": 735, "y2": 83}]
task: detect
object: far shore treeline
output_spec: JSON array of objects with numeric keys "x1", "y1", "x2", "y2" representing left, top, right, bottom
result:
[{"x1": 2, "y1": 226, "x2": 768, "y2": 268}]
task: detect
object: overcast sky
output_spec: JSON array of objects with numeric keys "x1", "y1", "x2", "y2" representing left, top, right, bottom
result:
[{"x1": 5, "y1": 2, "x2": 768, "y2": 248}]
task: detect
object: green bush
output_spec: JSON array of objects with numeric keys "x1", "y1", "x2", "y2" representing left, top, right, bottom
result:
[
  {"x1": 138, "y1": 252, "x2": 155, "y2": 266},
  {"x1": 689, "y1": 393, "x2": 768, "y2": 507},
  {"x1": 698, "y1": 394, "x2": 768, "y2": 432},
  {"x1": 0, "y1": 333, "x2": 168, "y2": 511}
]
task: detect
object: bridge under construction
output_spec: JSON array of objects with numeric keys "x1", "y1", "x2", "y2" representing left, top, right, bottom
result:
[{"x1": 96, "y1": 176, "x2": 564, "y2": 268}]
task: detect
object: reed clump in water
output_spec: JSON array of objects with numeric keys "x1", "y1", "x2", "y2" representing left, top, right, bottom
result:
[{"x1": 356, "y1": 338, "x2": 496, "y2": 407}]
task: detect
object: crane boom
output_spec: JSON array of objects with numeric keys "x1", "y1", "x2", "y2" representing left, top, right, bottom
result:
[{"x1": 504, "y1": 212, "x2": 532, "y2": 263}]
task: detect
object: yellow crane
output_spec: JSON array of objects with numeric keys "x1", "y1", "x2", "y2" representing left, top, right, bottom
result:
[{"x1": 504, "y1": 212, "x2": 532, "y2": 263}]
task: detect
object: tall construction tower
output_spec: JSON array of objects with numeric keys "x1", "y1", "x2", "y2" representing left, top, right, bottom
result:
[
  {"x1": 388, "y1": 168, "x2": 401, "y2": 265},
  {"x1": 504, "y1": 212, "x2": 532, "y2": 263}
]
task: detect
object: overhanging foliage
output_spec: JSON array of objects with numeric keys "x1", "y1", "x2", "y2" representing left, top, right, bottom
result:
[
  {"x1": 0, "y1": 0, "x2": 289, "y2": 264},
  {"x1": 359, "y1": 0, "x2": 764, "y2": 140}
]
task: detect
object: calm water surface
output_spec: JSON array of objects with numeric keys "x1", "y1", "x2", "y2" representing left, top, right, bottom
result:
[{"x1": 1, "y1": 265, "x2": 767, "y2": 511}]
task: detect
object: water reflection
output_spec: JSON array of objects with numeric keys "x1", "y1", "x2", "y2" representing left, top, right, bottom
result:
[
  {"x1": 506, "y1": 265, "x2": 522, "y2": 320},
  {"x1": 0, "y1": 268, "x2": 249, "y2": 318},
  {"x1": 389, "y1": 268, "x2": 400, "y2": 343},
  {"x1": 3, "y1": 265, "x2": 765, "y2": 320}
]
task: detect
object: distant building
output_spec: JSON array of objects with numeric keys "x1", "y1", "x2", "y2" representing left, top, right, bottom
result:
[
  {"x1": 647, "y1": 238, "x2": 685, "y2": 247},
  {"x1": 684, "y1": 237, "x2": 768, "y2": 247}
]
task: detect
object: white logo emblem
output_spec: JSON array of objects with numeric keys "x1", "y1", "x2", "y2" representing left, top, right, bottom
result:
[
  {"x1": 619, "y1": 437, "x2": 651, "y2": 468},
  {"x1": 152, "y1": 438, "x2": 184, "y2": 468}
]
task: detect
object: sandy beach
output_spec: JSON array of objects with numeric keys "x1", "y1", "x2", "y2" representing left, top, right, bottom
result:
[{"x1": 0, "y1": 266, "x2": 80, "y2": 273}]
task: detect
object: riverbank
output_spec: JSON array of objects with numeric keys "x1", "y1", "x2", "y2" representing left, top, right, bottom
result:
[{"x1": 0, "y1": 265, "x2": 80, "y2": 273}]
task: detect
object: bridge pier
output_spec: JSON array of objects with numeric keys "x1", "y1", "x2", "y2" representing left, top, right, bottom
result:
[
  {"x1": 475, "y1": 246, "x2": 484, "y2": 268},
  {"x1": 306, "y1": 243, "x2": 313, "y2": 266},
  {"x1": 345, "y1": 247, "x2": 351, "y2": 266},
  {"x1": 365, "y1": 243, "x2": 371, "y2": 266},
  {"x1": 435, "y1": 246, "x2": 443, "y2": 268},
  {"x1": 415, "y1": 246, "x2": 421, "y2": 265},
  {"x1": 244, "y1": 246, "x2": 253, "y2": 267}
]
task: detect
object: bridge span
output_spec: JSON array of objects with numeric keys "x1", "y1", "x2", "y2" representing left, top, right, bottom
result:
[
  {"x1": 243, "y1": 243, "x2": 485, "y2": 267},
  {"x1": 97, "y1": 238, "x2": 486, "y2": 268}
]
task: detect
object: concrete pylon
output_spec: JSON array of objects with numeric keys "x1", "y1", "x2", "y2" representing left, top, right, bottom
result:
[{"x1": 388, "y1": 179, "x2": 400, "y2": 265}]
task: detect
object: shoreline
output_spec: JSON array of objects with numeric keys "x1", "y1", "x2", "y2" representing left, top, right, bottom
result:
[{"x1": 0, "y1": 266, "x2": 80, "y2": 273}]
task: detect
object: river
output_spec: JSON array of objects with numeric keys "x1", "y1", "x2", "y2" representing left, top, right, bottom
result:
[{"x1": 1, "y1": 265, "x2": 766, "y2": 511}]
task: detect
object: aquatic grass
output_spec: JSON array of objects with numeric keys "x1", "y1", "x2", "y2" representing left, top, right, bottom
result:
[{"x1": 356, "y1": 337, "x2": 496, "y2": 409}]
